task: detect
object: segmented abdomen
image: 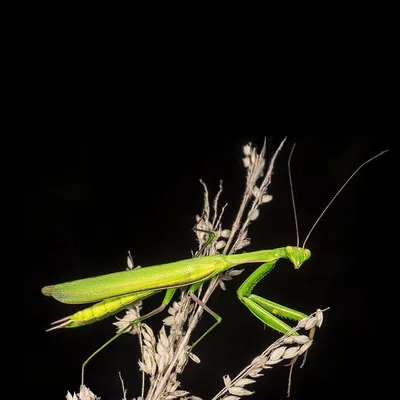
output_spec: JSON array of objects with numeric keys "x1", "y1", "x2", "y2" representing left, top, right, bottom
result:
[{"x1": 68, "y1": 290, "x2": 156, "y2": 327}]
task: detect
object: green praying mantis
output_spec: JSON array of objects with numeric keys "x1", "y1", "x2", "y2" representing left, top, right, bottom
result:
[{"x1": 42, "y1": 146, "x2": 387, "y2": 386}]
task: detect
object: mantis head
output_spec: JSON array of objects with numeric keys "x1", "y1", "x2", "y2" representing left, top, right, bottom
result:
[{"x1": 285, "y1": 246, "x2": 311, "y2": 269}]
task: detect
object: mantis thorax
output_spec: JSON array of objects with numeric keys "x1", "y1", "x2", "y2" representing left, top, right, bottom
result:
[{"x1": 285, "y1": 246, "x2": 311, "y2": 269}]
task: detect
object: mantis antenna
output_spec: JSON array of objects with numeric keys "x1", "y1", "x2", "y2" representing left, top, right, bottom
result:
[
  {"x1": 288, "y1": 143, "x2": 300, "y2": 247},
  {"x1": 302, "y1": 149, "x2": 389, "y2": 248}
]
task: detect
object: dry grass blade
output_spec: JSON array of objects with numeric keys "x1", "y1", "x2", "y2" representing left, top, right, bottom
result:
[
  {"x1": 211, "y1": 308, "x2": 329, "y2": 400},
  {"x1": 65, "y1": 139, "x2": 326, "y2": 400}
]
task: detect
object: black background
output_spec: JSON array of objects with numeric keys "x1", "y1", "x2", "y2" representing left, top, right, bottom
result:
[{"x1": 25, "y1": 136, "x2": 393, "y2": 399}]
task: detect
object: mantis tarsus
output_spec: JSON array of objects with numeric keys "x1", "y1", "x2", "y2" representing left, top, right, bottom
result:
[{"x1": 41, "y1": 147, "x2": 387, "y2": 386}]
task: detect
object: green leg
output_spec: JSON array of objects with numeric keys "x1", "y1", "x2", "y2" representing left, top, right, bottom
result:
[
  {"x1": 187, "y1": 291, "x2": 222, "y2": 351},
  {"x1": 192, "y1": 225, "x2": 216, "y2": 257},
  {"x1": 81, "y1": 288, "x2": 176, "y2": 386},
  {"x1": 237, "y1": 261, "x2": 307, "y2": 335},
  {"x1": 178, "y1": 223, "x2": 219, "y2": 351}
]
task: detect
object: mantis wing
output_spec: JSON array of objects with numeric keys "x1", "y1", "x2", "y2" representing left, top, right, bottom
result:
[{"x1": 42, "y1": 255, "x2": 227, "y2": 304}]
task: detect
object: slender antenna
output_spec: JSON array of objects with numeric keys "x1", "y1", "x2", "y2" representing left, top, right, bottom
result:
[
  {"x1": 288, "y1": 143, "x2": 300, "y2": 247},
  {"x1": 302, "y1": 149, "x2": 388, "y2": 248}
]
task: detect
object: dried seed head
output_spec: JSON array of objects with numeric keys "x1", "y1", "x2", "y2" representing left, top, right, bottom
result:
[
  {"x1": 156, "y1": 341, "x2": 168, "y2": 357},
  {"x1": 249, "y1": 209, "x2": 260, "y2": 221},
  {"x1": 76, "y1": 385, "x2": 100, "y2": 400},
  {"x1": 305, "y1": 316, "x2": 317, "y2": 330},
  {"x1": 165, "y1": 374, "x2": 179, "y2": 393},
  {"x1": 251, "y1": 355, "x2": 266, "y2": 366},
  {"x1": 223, "y1": 375, "x2": 231, "y2": 386},
  {"x1": 138, "y1": 359, "x2": 151, "y2": 375},
  {"x1": 293, "y1": 335, "x2": 310, "y2": 344},
  {"x1": 219, "y1": 280, "x2": 227, "y2": 291},
  {"x1": 167, "y1": 305, "x2": 176, "y2": 316},
  {"x1": 282, "y1": 346, "x2": 300, "y2": 359},
  {"x1": 235, "y1": 378, "x2": 256, "y2": 387},
  {"x1": 227, "y1": 269, "x2": 244, "y2": 277},
  {"x1": 142, "y1": 329, "x2": 153, "y2": 344},
  {"x1": 298, "y1": 339, "x2": 313, "y2": 357},
  {"x1": 156, "y1": 352, "x2": 166, "y2": 373},
  {"x1": 229, "y1": 386, "x2": 254, "y2": 396},
  {"x1": 165, "y1": 390, "x2": 190, "y2": 399},
  {"x1": 252, "y1": 186, "x2": 261, "y2": 198},
  {"x1": 235, "y1": 238, "x2": 250, "y2": 250},
  {"x1": 66, "y1": 392, "x2": 78, "y2": 400},
  {"x1": 188, "y1": 352, "x2": 201, "y2": 363},
  {"x1": 159, "y1": 325, "x2": 170, "y2": 348},
  {"x1": 243, "y1": 144, "x2": 251, "y2": 156},
  {"x1": 127, "y1": 252, "x2": 134, "y2": 270},
  {"x1": 316, "y1": 308, "x2": 324, "y2": 327},
  {"x1": 251, "y1": 150, "x2": 256, "y2": 164},
  {"x1": 243, "y1": 157, "x2": 251, "y2": 168},
  {"x1": 143, "y1": 339, "x2": 153, "y2": 349},
  {"x1": 264, "y1": 358, "x2": 283, "y2": 366},
  {"x1": 221, "y1": 229, "x2": 231, "y2": 238},
  {"x1": 262, "y1": 194, "x2": 273, "y2": 203},
  {"x1": 221, "y1": 273, "x2": 232, "y2": 281},
  {"x1": 248, "y1": 367, "x2": 264, "y2": 378},
  {"x1": 142, "y1": 324, "x2": 156, "y2": 346},
  {"x1": 269, "y1": 346, "x2": 286, "y2": 361},
  {"x1": 113, "y1": 308, "x2": 141, "y2": 334},
  {"x1": 216, "y1": 240, "x2": 226, "y2": 249},
  {"x1": 176, "y1": 352, "x2": 188, "y2": 373},
  {"x1": 298, "y1": 316, "x2": 309, "y2": 328},
  {"x1": 283, "y1": 337, "x2": 295, "y2": 345},
  {"x1": 163, "y1": 315, "x2": 175, "y2": 326},
  {"x1": 142, "y1": 346, "x2": 156, "y2": 373}
]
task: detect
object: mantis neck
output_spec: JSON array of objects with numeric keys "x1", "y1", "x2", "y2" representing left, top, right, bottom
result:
[{"x1": 222, "y1": 248, "x2": 287, "y2": 270}]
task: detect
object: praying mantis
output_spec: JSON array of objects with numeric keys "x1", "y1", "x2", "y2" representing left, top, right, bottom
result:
[{"x1": 41, "y1": 144, "x2": 387, "y2": 387}]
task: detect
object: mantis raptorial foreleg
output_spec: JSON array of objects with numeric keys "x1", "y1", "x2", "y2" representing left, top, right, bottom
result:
[
  {"x1": 188, "y1": 259, "x2": 307, "y2": 352},
  {"x1": 80, "y1": 287, "x2": 177, "y2": 385},
  {"x1": 237, "y1": 261, "x2": 307, "y2": 334}
]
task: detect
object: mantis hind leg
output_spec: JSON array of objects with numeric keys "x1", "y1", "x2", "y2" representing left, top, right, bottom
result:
[
  {"x1": 81, "y1": 288, "x2": 177, "y2": 386},
  {"x1": 186, "y1": 291, "x2": 222, "y2": 351},
  {"x1": 193, "y1": 227, "x2": 216, "y2": 257},
  {"x1": 237, "y1": 261, "x2": 307, "y2": 335},
  {"x1": 192, "y1": 214, "x2": 220, "y2": 257}
]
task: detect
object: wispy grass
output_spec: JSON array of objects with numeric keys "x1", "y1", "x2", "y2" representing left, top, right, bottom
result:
[{"x1": 67, "y1": 139, "x2": 325, "y2": 400}]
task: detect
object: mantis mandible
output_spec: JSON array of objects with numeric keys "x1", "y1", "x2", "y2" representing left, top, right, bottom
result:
[{"x1": 42, "y1": 147, "x2": 387, "y2": 386}]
